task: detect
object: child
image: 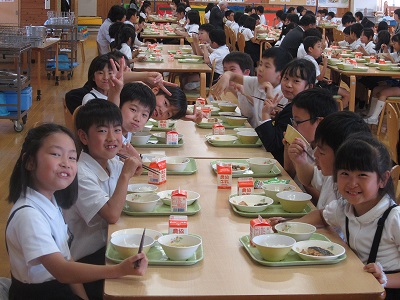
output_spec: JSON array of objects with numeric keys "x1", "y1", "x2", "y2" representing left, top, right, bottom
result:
[
  {"x1": 139, "y1": 2, "x2": 151, "y2": 20},
  {"x1": 82, "y1": 55, "x2": 113, "y2": 104},
  {"x1": 337, "y1": 14, "x2": 353, "y2": 31},
  {"x1": 120, "y1": 82, "x2": 156, "y2": 144},
  {"x1": 191, "y1": 24, "x2": 214, "y2": 56},
  {"x1": 357, "y1": 27, "x2": 376, "y2": 55},
  {"x1": 349, "y1": 23, "x2": 363, "y2": 50},
  {"x1": 287, "y1": 111, "x2": 371, "y2": 209},
  {"x1": 202, "y1": 29, "x2": 230, "y2": 81},
  {"x1": 6, "y1": 123, "x2": 147, "y2": 300},
  {"x1": 303, "y1": 36, "x2": 350, "y2": 108},
  {"x1": 364, "y1": 34, "x2": 400, "y2": 125},
  {"x1": 239, "y1": 17, "x2": 260, "y2": 66},
  {"x1": 257, "y1": 6, "x2": 267, "y2": 25},
  {"x1": 274, "y1": 134, "x2": 400, "y2": 299},
  {"x1": 283, "y1": 88, "x2": 338, "y2": 200},
  {"x1": 97, "y1": 5, "x2": 126, "y2": 55},
  {"x1": 151, "y1": 85, "x2": 188, "y2": 120},
  {"x1": 213, "y1": 47, "x2": 292, "y2": 128},
  {"x1": 355, "y1": 11, "x2": 363, "y2": 23},
  {"x1": 64, "y1": 101, "x2": 143, "y2": 299},
  {"x1": 297, "y1": 28, "x2": 323, "y2": 59},
  {"x1": 273, "y1": 10, "x2": 284, "y2": 29},
  {"x1": 108, "y1": 21, "x2": 125, "y2": 50},
  {"x1": 115, "y1": 25, "x2": 137, "y2": 62},
  {"x1": 174, "y1": 10, "x2": 199, "y2": 37},
  {"x1": 225, "y1": 10, "x2": 235, "y2": 27}
]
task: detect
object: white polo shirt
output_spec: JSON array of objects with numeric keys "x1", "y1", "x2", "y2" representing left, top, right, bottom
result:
[
  {"x1": 97, "y1": 18, "x2": 113, "y2": 55},
  {"x1": 119, "y1": 43, "x2": 133, "y2": 59},
  {"x1": 6, "y1": 188, "x2": 71, "y2": 283},
  {"x1": 362, "y1": 41, "x2": 376, "y2": 55},
  {"x1": 209, "y1": 44, "x2": 230, "y2": 75},
  {"x1": 240, "y1": 27, "x2": 254, "y2": 42},
  {"x1": 303, "y1": 54, "x2": 320, "y2": 82},
  {"x1": 310, "y1": 167, "x2": 340, "y2": 209},
  {"x1": 186, "y1": 24, "x2": 199, "y2": 37},
  {"x1": 230, "y1": 22, "x2": 239, "y2": 35},
  {"x1": 63, "y1": 151, "x2": 124, "y2": 260}
]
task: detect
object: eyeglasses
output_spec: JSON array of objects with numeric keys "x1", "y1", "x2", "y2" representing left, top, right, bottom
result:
[{"x1": 290, "y1": 117, "x2": 317, "y2": 127}]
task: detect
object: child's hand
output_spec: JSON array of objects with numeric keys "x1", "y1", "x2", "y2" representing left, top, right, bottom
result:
[
  {"x1": 261, "y1": 93, "x2": 282, "y2": 120},
  {"x1": 321, "y1": 55, "x2": 328, "y2": 65},
  {"x1": 382, "y1": 53, "x2": 394, "y2": 62},
  {"x1": 184, "y1": 105, "x2": 205, "y2": 123},
  {"x1": 119, "y1": 253, "x2": 148, "y2": 276},
  {"x1": 143, "y1": 72, "x2": 178, "y2": 96},
  {"x1": 364, "y1": 262, "x2": 387, "y2": 287},
  {"x1": 268, "y1": 217, "x2": 287, "y2": 227},
  {"x1": 287, "y1": 138, "x2": 309, "y2": 165},
  {"x1": 120, "y1": 143, "x2": 141, "y2": 161},
  {"x1": 381, "y1": 44, "x2": 389, "y2": 53},
  {"x1": 121, "y1": 155, "x2": 143, "y2": 177},
  {"x1": 211, "y1": 73, "x2": 230, "y2": 96},
  {"x1": 259, "y1": 82, "x2": 274, "y2": 99}
]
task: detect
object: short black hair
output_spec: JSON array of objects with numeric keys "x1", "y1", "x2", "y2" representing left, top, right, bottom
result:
[
  {"x1": 287, "y1": 7, "x2": 295, "y2": 13},
  {"x1": 109, "y1": 21, "x2": 125, "y2": 40},
  {"x1": 249, "y1": 13, "x2": 260, "y2": 21},
  {"x1": 199, "y1": 23, "x2": 215, "y2": 33},
  {"x1": 225, "y1": 10, "x2": 234, "y2": 18},
  {"x1": 205, "y1": 3, "x2": 215, "y2": 13},
  {"x1": 361, "y1": 27, "x2": 374, "y2": 40},
  {"x1": 315, "y1": 111, "x2": 371, "y2": 152},
  {"x1": 327, "y1": 12, "x2": 335, "y2": 18},
  {"x1": 375, "y1": 30, "x2": 391, "y2": 51},
  {"x1": 281, "y1": 58, "x2": 316, "y2": 87},
  {"x1": 176, "y1": 4, "x2": 186, "y2": 14},
  {"x1": 303, "y1": 36, "x2": 322, "y2": 53},
  {"x1": 291, "y1": 88, "x2": 338, "y2": 124},
  {"x1": 126, "y1": 8, "x2": 138, "y2": 20},
  {"x1": 299, "y1": 14, "x2": 316, "y2": 26},
  {"x1": 378, "y1": 21, "x2": 388, "y2": 32},
  {"x1": 187, "y1": 10, "x2": 200, "y2": 25},
  {"x1": 109, "y1": 49, "x2": 129, "y2": 67},
  {"x1": 108, "y1": 5, "x2": 126, "y2": 22},
  {"x1": 87, "y1": 54, "x2": 112, "y2": 89},
  {"x1": 341, "y1": 15, "x2": 352, "y2": 26},
  {"x1": 257, "y1": 6, "x2": 264, "y2": 14},
  {"x1": 244, "y1": 16, "x2": 256, "y2": 31},
  {"x1": 350, "y1": 23, "x2": 363, "y2": 38},
  {"x1": 234, "y1": 12, "x2": 244, "y2": 23},
  {"x1": 297, "y1": 6, "x2": 305, "y2": 13},
  {"x1": 223, "y1": 51, "x2": 254, "y2": 75},
  {"x1": 262, "y1": 47, "x2": 293, "y2": 72},
  {"x1": 238, "y1": 14, "x2": 249, "y2": 26},
  {"x1": 395, "y1": 9, "x2": 400, "y2": 17},
  {"x1": 76, "y1": 100, "x2": 123, "y2": 153},
  {"x1": 343, "y1": 11, "x2": 353, "y2": 17},
  {"x1": 286, "y1": 13, "x2": 299, "y2": 24},
  {"x1": 355, "y1": 11, "x2": 363, "y2": 20},
  {"x1": 120, "y1": 82, "x2": 156, "y2": 119},
  {"x1": 138, "y1": 16, "x2": 145, "y2": 24},
  {"x1": 209, "y1": 29, "x2": 226, "y2": 46},
  {"x1": 343, "y1": 26, "x2": 351, "y2": 35},
  {"x1": 276, "y1": 10, "x2": 284, "y2": 19},
  {"x1": 156, "y1": 86, "x2": 188, "y2": 120},
  {"x1": 244, "y1": 5, "x2": 253, "y2": 13},
  {"x1": 303, "y1": 27, "x2": 322, "y2": 39}
]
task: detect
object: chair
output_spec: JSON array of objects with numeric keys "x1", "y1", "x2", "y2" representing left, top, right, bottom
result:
[
  {"x1": 237, "y1": 32, "x2": 245, "y2": 53},
  {"x1": 333, "y1": 95, "x2": 344, "y2": 111},
  {"x1": 228, "y1": 27, "x2": 237, "y2": 51},
  {"x1": 386, "y1": 103, "x2": 400, "y2": 164},
  {"x1": 378, "y1": 96, "x2": 400, "y2": 134},
  {"x1": 391, "y1": 164, "x2": 400, "y2": 203},
  {"x1": 259, "y1": 41, "x2": 272, "y2": 64},
  {"x1": 96, "y1": 41, "x2": 101, "y2": 56},
  {"x1": 185, "y1": 59, "x2": 217, "y2": 102},
  {"x1": 224, "y1": 25, "x2": 231, "y2": 50},
  {"x1": 333, "y1": 28, "x2": 344, "y2": 43},
  {"x1": 63, "y1": 97, "x2": 74, "y2": 132}
]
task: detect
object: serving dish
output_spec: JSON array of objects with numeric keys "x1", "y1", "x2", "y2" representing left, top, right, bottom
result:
[{"x1": 211, "y1": 159, "x2": 281, "y2": 178}]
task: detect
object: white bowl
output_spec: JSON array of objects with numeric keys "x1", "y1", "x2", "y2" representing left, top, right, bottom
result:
[
  {"x1": 141, "y1": 154, "x2": 166, "y2": 167},
  {"x1": 127, "y1": 183, "x2": 158, "y2": 193},
  {"x1": 218, "y1": 102, "x2": 238, "y2": 112},
  {"x1": 234, "y1": 127, "x2": 256, "y2": 133},
  {"x1": 111, "y1": 233, "x2": 154, "y2": 259},
  {"x1": 152, "y1": 132, "x2": 183, "y2": 143},
  {"x1": 207, "y1": 135, "x2": 238, "y2": 145},
  {"x1": 275, "y1": 222, "x2": 316, "y2": 241},
  {"x1": 292, "y1": 240, "x2": 346, "y2": 261},
  {"x1": 131, "y1": 132, "x2": 152, "y2": 145},
  {"x1": 276, "y1": 191, "x2": 312, "y2": 213},
  {"x1": 224, "y1": 116, "x2": 247, "y2": 126},
  {"x1": 126, "y1": 193, "x2": 160, "y2": 212},
  {"x1": 142, "y1": 124, "x2": 153, "y2": 132},
  {"x1": 247, "y1": 157, "x2": 277, "y2": 174},
  {"x1": 237, "y1": 131, "x2": 259, "y2": 144},
  {"x1": 166, "y1": 156, "x2": 190, "y2": 171},
  {"x1": 229, "y1": 195, "x2": 273, "y2": 213},
  {"x1": 252, "y1": 234, "x2": 296, "y2": 262},
  {"x1": 262, "y1": 183, "x2": 297, "y2": 203},
  {"x1": 111, "y1": 228, "x2": 163, "y2": 241},
  {"x1": 158, "y1": 234, "x2": 202, "y2": 261},
  {"x1": 158, "y1": 190, "x2": 200, "y2": 206}
]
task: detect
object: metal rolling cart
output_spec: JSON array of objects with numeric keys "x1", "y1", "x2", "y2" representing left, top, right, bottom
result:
[
  {"x1": 0, "y1": 25, "x2": 31, "y2": 132},
  {"x1": 44, "y1": 12, "x2": 79, "y2": 84}
]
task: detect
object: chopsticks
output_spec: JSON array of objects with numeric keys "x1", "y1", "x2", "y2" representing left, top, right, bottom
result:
[
  {"x1": 251, "y1": 95, "x2": 285, "y2": 108},
  {"x1": 134, "y1": 228, "x2": 146, "y2": 268},
  {"x1": 116, "y1": 153, "x2": 161, "y2": 175}
]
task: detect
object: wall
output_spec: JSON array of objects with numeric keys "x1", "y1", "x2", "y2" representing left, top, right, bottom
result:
[
  {"x1": 0, "y1": 1, "x2": 20, "y2": 25},
  {"x1": 20, "y1": 0, "x2": 57, "y2": 26},
  {"x1": 79, "y1": 0, "x2": 97, "y2": 16}
]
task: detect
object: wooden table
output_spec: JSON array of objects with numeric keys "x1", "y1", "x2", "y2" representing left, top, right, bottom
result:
[
  {"x1": 147, "y1": 16, "x2": 178, "y2": 23},
  {"x1": 133, "y1": 46, "x2": 211, "y2": 98},
  {"x1": 103, "y1": 159, "x2": 384, "y2": 300},
  {"x1": 328, "y1": 64, "x2": 400, "y2": 112},
  {"x1": 141, "y1": 30, "x2": 185, "y2": 45},
  {"x1": 137, "y1": 120, "x2": 269, "y2": 159},
  {"x1": 31, "y1": 38, "x2": 59, "y2": 101}
]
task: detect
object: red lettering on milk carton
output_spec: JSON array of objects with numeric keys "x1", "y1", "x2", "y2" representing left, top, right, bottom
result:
[
  {"x1": 148, "y1": 157, "x2": 167, "y2": 185},
  {"x1": 171, "y1": 189, "x2": 187, "y2": 212},
  {"x1": 250, "y1": 216, "x2": 273, "y2": 246},
  {"x1": 169, "y1": 215, "x2": 188, "y2": 234},
  {"x1": 217, "y1": 162, "x2": 232, "y2": 189},
  {"x1": 158, "y1": 120, "x2": 169, "y2": 128},
  {"x1": 237, "y1": 177, "x2": 254, "y2": 195}
]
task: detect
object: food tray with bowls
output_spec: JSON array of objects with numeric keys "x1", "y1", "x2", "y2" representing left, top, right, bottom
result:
[
  {"x1": 210, "y1": 160, "x2": 281, "y2": 178},
  {"x1": 146, "y1": 120, "x2": 177, "y2": 131},
  {"x1": 144, "y1": 58, "x2": 164, "y2": 63},
  {"x1": 177, "y1": 58, "x2": 204, "y2": 63},
  {"x1": 131, "y1": 137, "x2": 184, "y2": 148},
  {"x1": 123, "y1": 199, "x2": 201, "y2": 216},
  {"x1": 106, "y1": 233, "x2": 204, "y2": 266},
  {"x1": 229, "y1": 193, "x2": 312, "y2": 217},
  {"x1": 196, "y1": 121, "x2": 244, "y2": 129},
  {"x1": 205, "y1": 134, "x2": 262, "y2": 147},
  {"x1": 187, "y1": 105, "x2": 220, "y2": 116},
  {"x1": 141, "y1": 157, "x2": 197, "y2": 175},
  {"x1": 240, "y1": 233, "x2": 346, "y2": 266}
]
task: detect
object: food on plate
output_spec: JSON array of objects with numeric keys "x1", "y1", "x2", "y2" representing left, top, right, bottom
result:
[
  {"x1": 232, "y1": 164, "x2": 247, "y2": 171},
  {"x1": 207, "y1": 118, "x2": 219, "y2": 123},
  {"x1": 301, "y1": 246, "x2": 334, "y2": 256}
]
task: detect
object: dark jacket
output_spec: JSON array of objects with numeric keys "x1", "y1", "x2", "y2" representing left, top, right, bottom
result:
[
  {"x1": 209, "y1": 6, "x2": 224, "y2": 30},
  {"x1": 255, "y1": 103, "x2": 293, "y2": 166},
  {"x1": 279, "y1": 25, "x2": 304, "y2": 58}
]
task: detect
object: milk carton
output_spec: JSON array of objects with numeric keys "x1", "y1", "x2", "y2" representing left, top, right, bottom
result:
[
  {"x1": 148, "y1": 157, "x2": 167, "y2": 185},
  {"x1": 201, "y1": 107, "x2": 211, "y2": 118},
  {"x1": 169, "y1": 215, "x2": 188, "y2": 234},
  {"x1": 250, "y1": 216, "x2": 273, "y2": 246},
  {"x1": 196, "y1": 97, "x2": 206, "y2": 107},
  {"x1": 171, "y1": 189, "x2": 187, "y2": 212},
  {"x1": 217, "y1": 162, "x2": 232, "y2": 189},
  {"x1": 237, "y1": 177, "x2": 254, "y2": 195},
  {"x1": 166, "y1": 130, "x2": 179, "y2": 145},
  {"x1": 157, "y1": 120, "x2": 169, "y2": 129},
  {"x1": 212, "y1": 123, "x2": 225, "y2": 135}
]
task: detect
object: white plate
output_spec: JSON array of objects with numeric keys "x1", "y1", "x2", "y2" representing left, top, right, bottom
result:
[
  {"x1": 157, "y1": 190, "x2": 200, "y2": 206},
  {"x1": 111, "y1": 228, "x2": 163, "y2": 241},
  {"x1": 292, "y1": 240, "x2": 346, "y2": 261},
  {"x1": 211, "y1": 162, "x2": 249, "y2": 174},
  {"x1": 128, "y1": 184, "x2": 158, "y2": 193}
]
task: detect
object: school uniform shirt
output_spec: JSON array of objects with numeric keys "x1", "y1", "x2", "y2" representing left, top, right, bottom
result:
[
  {"x1": 310, "y1": 167, "x2": 340, "y2": 209},
  {"x1": 123, "y1": 132, "x2": 132, "y2": 144},
  {"x1": 303, "y1": 54, "x2": 320, "y2": 83},
  {"x1": 209, "y1": 44, "x2": 230, "y2": 75},
  {"x1": 362, "y1": 41, "x2": 376, "y2": 55},
  {"x1": 390, "y1": 52, "x2": 400, "y2": 63},
  {"x1": 204, "y1": 11, "x2": 210, "y2": 23},
  {"x1": 139, "y1": 12, "x2": 147, "y2": 19},
  {"x1": 349, "y1": 38, "x2": 362, "y2": 51},
  {"x1": 230, "y1": 22, "x2": 239, "y2": 35},
  {"x1": 97, "y1": 18, "x2": 113, "y2": 55},
  {"x1": 6, "y1": 187, "x2": 71, "y2": 283},
  {"x1": 240, "y1": 27, "x2": 254, "y2": 42},
  {"x1": 63, "y1": 152, "x2": 124, "y2": 260},
  {"x1": 259, "y1": 14, "x2": 267, "y2": 26},
  {"x1": 134, "y1": 35, "x2": 144, "y2": 46},
  {"x1": 82, "y1": 88, "x2": 108, "y2": 105},
  {"x1": 225, "y1": 20, "x2": 233, "y2": 27},
  {"x1": 186, "y1": 23, "x2": 199, "y2": 37},
  {"x1": 337, "y1": 24, "x2": 345, "y2": 31},
  {"x1": 119, "y1": 43, "x2": 133, "y2": 59},
  {"x1": 323, "y1": 194, "x2": 400, "y2": 272},
  {"x1": 297, "y1": 43, "x2": 306, "y2": 59},
  {"x1": 338, "y1": 40, "x2": 349, "y2": 47},
  {"x1": 275, "y1": 21, "x2": 283, "y2": 29}
]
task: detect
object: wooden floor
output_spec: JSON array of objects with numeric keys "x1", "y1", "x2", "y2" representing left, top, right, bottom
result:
[{"x1": 0, "y1": 35, "x2": 387, "y2": 278}]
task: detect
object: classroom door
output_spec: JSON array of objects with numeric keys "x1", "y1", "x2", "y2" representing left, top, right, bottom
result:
[{"x1": 0, "y1": 0, "x2": 20, "y2": 25}]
